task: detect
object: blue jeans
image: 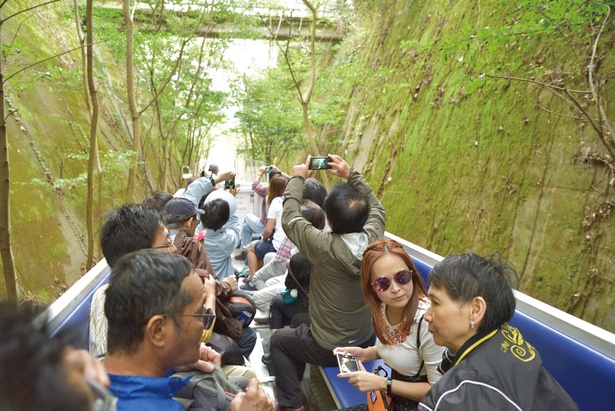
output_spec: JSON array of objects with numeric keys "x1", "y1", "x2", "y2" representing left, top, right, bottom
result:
[{"x1": 240, "y1": 214, "x2": 265, "y2": 249}]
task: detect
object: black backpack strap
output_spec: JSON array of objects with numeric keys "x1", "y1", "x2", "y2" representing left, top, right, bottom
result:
[
  {"x1": 416, "y1": 314, "x2": 424, "y2": 348},
  {"x1": 285, "y1": 262, "x2": 309, "y2": 298},
  {"x1": 412, "y1": 315, "x2": 425, "y2": 379}
]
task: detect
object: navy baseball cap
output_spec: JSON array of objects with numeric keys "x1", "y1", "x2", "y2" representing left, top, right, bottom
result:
[{"x1": 164, "y1": 197, "x2": 204, "y2": 224}]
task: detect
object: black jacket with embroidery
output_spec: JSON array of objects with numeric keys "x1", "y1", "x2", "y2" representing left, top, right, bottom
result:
[{"x1": 419, "y1": 324, "x2": 578, "y2": 411}]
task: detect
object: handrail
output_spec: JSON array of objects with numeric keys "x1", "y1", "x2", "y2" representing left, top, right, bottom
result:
[
  {"x1": 384, "y1": 230, "x2": 615, "y2": 359},
  {"x1": 42, "y1": 228, "x2": 615, "y2": 362},
  {"x1": 40, "y1": 258, "x2": 110, "y2": 335}
]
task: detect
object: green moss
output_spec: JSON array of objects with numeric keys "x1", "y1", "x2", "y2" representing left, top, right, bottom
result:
[
  {"x1": 1, "y1": 0, "x2": 613, "y2": 335},
  {"x1": 0, "y1": 0, "x2": 132, "y2": 300},
  {"x1": 321, "y1": 0, "x2": 615, "y2": 332}
]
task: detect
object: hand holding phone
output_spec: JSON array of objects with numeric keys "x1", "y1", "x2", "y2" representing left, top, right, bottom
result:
[
  {"x1": 337, "y1": 352, "x2": 360, "y2": 373},
  {"x1": 308, "y1": 156, "x2": 332, "y2": 170}
]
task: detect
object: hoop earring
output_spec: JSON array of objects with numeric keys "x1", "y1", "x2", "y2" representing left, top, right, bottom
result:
[{"x1": 470, "y1": 321, "x2": 475, "y2": 329}]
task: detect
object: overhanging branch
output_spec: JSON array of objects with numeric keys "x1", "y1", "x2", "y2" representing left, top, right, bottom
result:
[{"x1": 1, "y1": 0, "x2": 59, "y2": 24}]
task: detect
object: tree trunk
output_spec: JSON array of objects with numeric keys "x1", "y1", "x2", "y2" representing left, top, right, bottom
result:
[
  {"x1": 72, "y1": 0, "x2": 90, "y2": 112},
  {"x1": 123, "y1": 0, "x2": 140, "y2": 202},
  {"x1": 0, "y1": 22, "x2": 19, "y2": 302},
  {"x1": 301, "y1": 0, "x2": 329, "y2": 186},
  {"x1": 84, "y1": 0, "x2": 100, "y2": 270}
]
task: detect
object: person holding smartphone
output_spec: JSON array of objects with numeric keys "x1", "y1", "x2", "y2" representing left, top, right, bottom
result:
[
  {"x1": 271, "y1": 155, "x2": 385, "y2": 411},
  {"x1": 334, "y1": 239, "x2": 445, "y2": 411}
]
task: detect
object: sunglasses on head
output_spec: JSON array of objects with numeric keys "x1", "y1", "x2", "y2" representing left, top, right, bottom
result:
[{"x1": 371, "y1": 269, "x2": 414, "y2": 292}]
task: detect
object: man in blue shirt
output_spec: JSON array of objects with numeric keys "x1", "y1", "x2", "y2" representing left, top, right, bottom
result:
[
  {"x1": 102, "y1": 249, "x2": 275, "y2": 411},
  {"x1": 199, "y1": 190, "x2": 241, "y2": 280},
  {"x1": 102, "y1": 250, "x2": 211, "y2": 410}
]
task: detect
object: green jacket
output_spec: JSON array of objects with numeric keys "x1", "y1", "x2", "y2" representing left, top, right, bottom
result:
[{"x1": 282, "y1": 169, "x2": 386, "y2": 350}]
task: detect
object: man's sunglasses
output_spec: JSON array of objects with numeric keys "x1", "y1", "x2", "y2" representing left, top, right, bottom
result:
[
  {"x1": 162, "y1": 306, "x2": 216, "y2": 330},
  {"x1": 371, "y1": 269, "x2": 414, "y2": 292}
]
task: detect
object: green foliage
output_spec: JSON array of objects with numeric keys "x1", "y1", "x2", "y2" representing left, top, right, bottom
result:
[
  {"x1": 331, "y1": 0, "x2": 615, "y2": 331},
  {"x1": 144, "y1": 36, "x2": 229, "y2": 173},
  {"x1": 231, "y1": 65, "x2": 306, "y2": 164},
  {"x1": 311, "y1": 69, "x2": 352, "y2": 128},
  {"x1": 90, "y1": 7, "x2": 127, "y2": 63},
  {"x1": 433, "y1": 0, "x2": 610, "y2": 76},
  {"x1": 232, "y1": 38, "x2": 364, "y2": 161},
  {"x1": 91, "y1": 0, "x2": 237, "y2": 184}
]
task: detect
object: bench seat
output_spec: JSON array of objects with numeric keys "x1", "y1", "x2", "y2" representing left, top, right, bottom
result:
[
  {"x1": 320, "y1": 360, "x2": 389, "y2": 409},
  {"x1": 320, "y1": 256, "x2": 615, "y2": 411}
]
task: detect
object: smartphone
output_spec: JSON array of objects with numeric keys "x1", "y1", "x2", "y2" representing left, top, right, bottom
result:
[
  {"x1": 308, "y1": 156, "x2": 332, "y2": 170},
  {"x1": 336, "y1": 352, "x2": 360, "y2": 373},
  {"x1": 225, "y1": 177, "x2": 235, "y2": 189}
]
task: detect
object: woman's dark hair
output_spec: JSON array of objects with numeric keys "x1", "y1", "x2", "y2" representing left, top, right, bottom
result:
[
  {"x1": 428, "y1": 253, "x2": 519, "y2": 332},
  {"x1": 267, "y1": 175, "x2": 288, "y2": 206},
  {"x1": 300, "y1": 200, "x2": 326, "y2": 230},
  {"x1": 142, "y1": 191, "x2": 173, "y2": 212},
  {"x1": 268, "y1": 169, "x2": 282, "y2": 181},
  {"x1": 200, "y1": 198, "x2": 230, "y2": 231},
  {"x1": 105, "y1": 249, "x2": 193, "y2": 355},
  {"x1": 325, "y1": 183, "x2": 369, "y2": 234},
  {"x1": 361, "y1": 239, "x2": 427, "y2": 345},
  {"x1": 302, "y1": 178, "x2": 327, "y2": 209}
]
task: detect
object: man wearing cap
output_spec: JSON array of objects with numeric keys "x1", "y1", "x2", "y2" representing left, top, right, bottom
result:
[{"x1": 165, "y1": 197, "x2": 214, "y2": 274}]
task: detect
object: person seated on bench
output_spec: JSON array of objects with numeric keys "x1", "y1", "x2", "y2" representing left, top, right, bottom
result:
[
  {"x1": 335, "y1": 239, "x2": 445, "y2": 411},
  {"x1": 199, "y1": 190, "x2": 241, "y2": 281},
  {"x1": 142, "y1": 190, "x2": 173, "y2": 211},
  {"x1": 164, "y1": 197, "x2": 257, "y2": 359},
  {"x1": 419, "y1": 253, "x2": 579, "y2": 411},
  {"x1": 250, "y1": 178, "x2": 326, "y2": 309},
  {"x1": 252, "y1": 197, "x2": 326, "y2": 315},
  {"x1": 89, "y1": 204, "x2": 254, "y2": 381},
  {"x1": 236, "y1": 166, "x2": 289, "y2": 262},
  {"x1": 102, "y1": 249, "x2": 275, "y2": 411},
  {"x1": 90, "y1": 204, "x2": 216, "y2": 357},
  {"x1": 271, "y1": 154, "x2": 386, "y2": 411},
  {"x1": 269, "y1": 252, "x2": 312, "y2": 334},
  {"x1": 241, "y1": 175, "x2": 288, "y2": 290}
]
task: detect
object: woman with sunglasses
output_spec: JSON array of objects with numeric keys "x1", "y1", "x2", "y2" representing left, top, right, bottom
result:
[{"x1": 334, "y1": 239, "x2": 445, "y2": 411}]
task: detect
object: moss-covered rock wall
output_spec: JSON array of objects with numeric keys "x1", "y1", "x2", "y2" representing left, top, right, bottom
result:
[
  {"x1": 0, "y1": 0, "x2": 142, "y2": 300},
  {"x1": 1, "y1": 0, "x2": 613, "y2": 335},
  {"x1": 331, "y1": 0, "x2": 614, "y2": 331}
]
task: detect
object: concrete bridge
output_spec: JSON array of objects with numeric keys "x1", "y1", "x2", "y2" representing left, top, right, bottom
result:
[
  {"x1": 195, "y1": 14, "x2": 345, "y2": 43},
  {"x1": 99, "y1": 1, "x2": 346, "y2": 43}
]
